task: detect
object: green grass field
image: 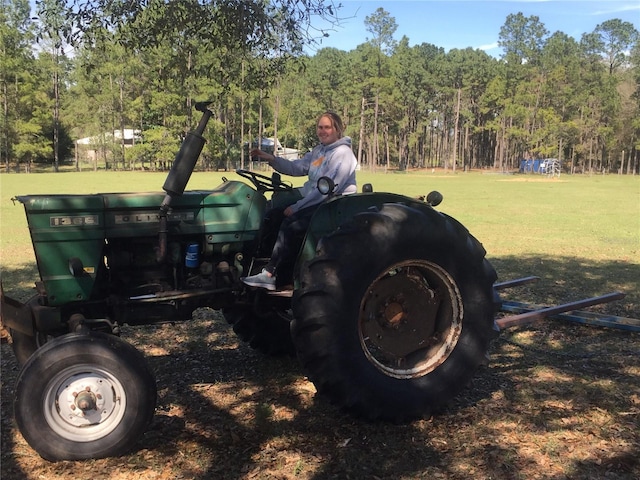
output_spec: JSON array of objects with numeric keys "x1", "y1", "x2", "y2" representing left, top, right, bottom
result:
[
  {"x1": 1, "y1": 169, "x2": 639, "y2": 480},
  {"x1": 1, "y1": 169, "x2": 638, "y2": 317}
]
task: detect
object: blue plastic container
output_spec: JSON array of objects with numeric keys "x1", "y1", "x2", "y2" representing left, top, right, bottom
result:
[{"x1": 185, "y1": 243, "x2": 199, "y2": 268}]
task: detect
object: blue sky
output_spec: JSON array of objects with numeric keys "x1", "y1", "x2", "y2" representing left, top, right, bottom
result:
[{"x1": 307, "y1": 0, "x2": 640, "y2": 56}]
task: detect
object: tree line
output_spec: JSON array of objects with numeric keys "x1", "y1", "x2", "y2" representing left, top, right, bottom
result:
[{"x1": 1, "y1": 1, "x2": 639, "y2": 174}]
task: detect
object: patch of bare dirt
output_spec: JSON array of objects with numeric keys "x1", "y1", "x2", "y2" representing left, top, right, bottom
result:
[{"x1": 2, "y1": 309, "x2": 638, "y2": 480}]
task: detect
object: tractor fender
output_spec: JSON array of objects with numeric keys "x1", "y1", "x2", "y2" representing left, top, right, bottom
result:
[
  {"x1": 296, "y1": 192, "x2": 433, "y2": 276},
  {"x1": 1, "y1": 282, "x2": 34, "y2": 336},
  {"x1": 1, "y1": 283, "x2": 61, "y2": 337}
]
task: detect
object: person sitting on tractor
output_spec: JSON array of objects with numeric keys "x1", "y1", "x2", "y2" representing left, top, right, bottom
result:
[{"x1": 242, "y1": 111, "x2": 358, "y2": 290}]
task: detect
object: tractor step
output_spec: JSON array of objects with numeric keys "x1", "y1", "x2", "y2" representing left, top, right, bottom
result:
[{"x1": 268, "y1": 288, "x2": 294, "y2": 298}]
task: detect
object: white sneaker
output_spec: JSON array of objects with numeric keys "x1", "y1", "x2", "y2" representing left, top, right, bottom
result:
[{"x1": 242, "y1": 269, "x2": 276, "y2": 291}]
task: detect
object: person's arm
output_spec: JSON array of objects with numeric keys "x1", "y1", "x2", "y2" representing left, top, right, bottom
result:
[
  {"x1": 249, "y1": 148, "x2": 312, "y2": 176},
  {"x1": 270, "y1": 150, "x2": 313, "y2": 176}
]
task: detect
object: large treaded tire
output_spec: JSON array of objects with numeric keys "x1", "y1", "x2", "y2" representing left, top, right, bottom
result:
[
  {"x1": 9, "y1": 327, "x2": 39, "y2": 366},
  {"x1": 14, "y1": 332, "x2": 157, "y2": 461},
  {"x1": 291, "y1": 203, "x2": 499, "y2": 421},
  {"x1": 223, "y1": 304, "x2": 295, "y2": 356}
]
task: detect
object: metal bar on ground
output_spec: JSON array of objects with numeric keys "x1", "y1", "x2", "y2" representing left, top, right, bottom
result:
[
  {"x1": 494, "y1": 276, "x2": 540, "y2": 290},
  {"x1": 500, "y1": 300, "x2": 640, "y2": 332},
  {"x1": 496, "y1": 292, "x2": 627, "y2": 330}
]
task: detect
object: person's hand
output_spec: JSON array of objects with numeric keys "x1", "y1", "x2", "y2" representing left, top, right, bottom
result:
[
  {"x1": 250, "y1": 148, "x2": 275, "y2": 162},
  {"x1": 283, "y1": 206, "x2": 294, "y2": 217}
]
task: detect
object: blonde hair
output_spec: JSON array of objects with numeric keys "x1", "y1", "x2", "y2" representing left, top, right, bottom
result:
[{"x1": 318, "y1": 111, "x2": 345, "y2": 138}]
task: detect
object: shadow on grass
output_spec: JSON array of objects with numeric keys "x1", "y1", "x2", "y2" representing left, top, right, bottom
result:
[
  {"x1": 0, "y1": 263, "x2": 40, "y2": 302},
  {"x1": 1, "y1": 253, "x2": 638, "y2": 479},
  {"x1": 138, "y1": 339, "x2": 453, "y2": 479}
]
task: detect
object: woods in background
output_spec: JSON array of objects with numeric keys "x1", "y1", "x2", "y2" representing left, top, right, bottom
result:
[{"x1": 1, "y1": 1, "x2": 638, "y2": 174}]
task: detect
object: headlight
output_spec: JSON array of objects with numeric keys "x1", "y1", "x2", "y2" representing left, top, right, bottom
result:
[{"x1": 317, "y1": 176, "x2": 335, "y2": 195}]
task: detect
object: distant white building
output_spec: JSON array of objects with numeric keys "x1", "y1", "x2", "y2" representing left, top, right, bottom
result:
[
  {"x1": 76, "y1": 129, "x2": 142, "y2": 146},
  {"x1": 76, "y1": 129, "x2": 142, "y2": 163}
]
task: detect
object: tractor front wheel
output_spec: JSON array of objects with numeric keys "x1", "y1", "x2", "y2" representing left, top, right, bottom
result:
[{"x1": 14, "y1": 331, "x2": 157, "y2": 461}]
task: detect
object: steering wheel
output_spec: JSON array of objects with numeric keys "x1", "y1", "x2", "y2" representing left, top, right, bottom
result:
[{"x1": 236, "y1": 169, "x2": 293, "y2": 192}]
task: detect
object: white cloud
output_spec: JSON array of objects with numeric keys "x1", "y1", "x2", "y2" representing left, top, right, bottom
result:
[
  {"x1": 593, "y1": 3, "x2": 640, "y2": 16},
  {"x1": 478, "y1": 42, "x2": 500, "y2": 51}
]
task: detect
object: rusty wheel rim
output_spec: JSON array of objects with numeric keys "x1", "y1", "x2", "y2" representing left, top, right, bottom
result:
[{"x1": 359, "y1": 260, "x2": 463, "y2": 379}]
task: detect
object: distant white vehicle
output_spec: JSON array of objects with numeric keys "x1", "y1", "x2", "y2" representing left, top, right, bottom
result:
[
  {"x1": 76, "y1": 129, "x2": 142, "y2": 146},
  {"x1": 248, "y1": 137, "x2": 300, "y2": 160}
]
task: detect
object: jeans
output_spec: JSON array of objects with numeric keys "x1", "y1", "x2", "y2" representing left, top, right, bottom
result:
[{"x1": 264, "y1": 204, "x2": 320, "y2": 278}]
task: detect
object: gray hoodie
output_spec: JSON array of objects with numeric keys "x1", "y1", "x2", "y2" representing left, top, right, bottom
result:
[{"x1": 270, "y1": 136, "x2": 358, "y2": 213}]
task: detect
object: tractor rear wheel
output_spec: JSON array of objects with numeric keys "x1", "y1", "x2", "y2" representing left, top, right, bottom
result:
[
  {"x1": 223, "y1": 304, "x2": 295, "y2": 356},
  {"x1": 292, "y1": 203, "x2": 499, "y2": 421}
]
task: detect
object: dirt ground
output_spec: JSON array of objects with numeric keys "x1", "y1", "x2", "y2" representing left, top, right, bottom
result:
[{"x1": 1, "y1": 307, "x2": 638, "y2": 480}]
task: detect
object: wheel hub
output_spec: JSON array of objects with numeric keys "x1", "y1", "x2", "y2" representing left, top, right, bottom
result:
[
  {"x1": 73, "y1": 387, "x2": 99, "y2": 413},
  {"x1": 359, "y1": 261, "x2": 463, "y2": 379},
  {"x1": 61, "y1": 376, "x2": 110, "y2": 422},
  {"x1": 43, "y1": 366, "x2": 126, "y2": 442},
  {"x1": 363, "y1": 275, "x2": 442, "y2": 358},
  {"x1": 383, "y1": 302, "x2": 404, "y2": 326}
]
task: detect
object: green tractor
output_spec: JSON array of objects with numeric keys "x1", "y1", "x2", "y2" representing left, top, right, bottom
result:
[{"x1": 1, "y1": 102, "x2": 499, "y2": 461}]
